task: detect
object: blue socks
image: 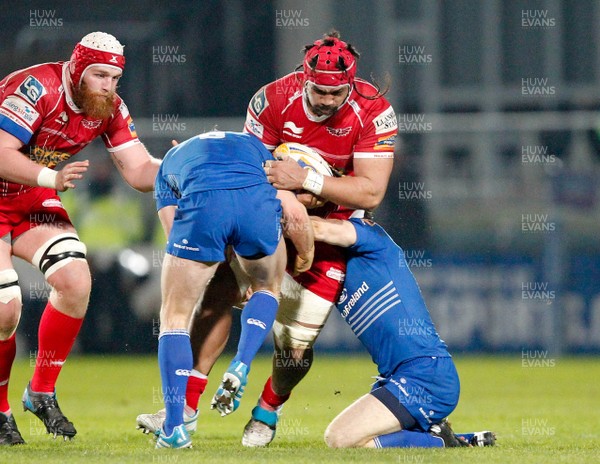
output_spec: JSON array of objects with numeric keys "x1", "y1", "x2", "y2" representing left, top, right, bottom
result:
[
  {"x1": 374, "y1": 430, "x2": 444, "y2": 448},
  {"x1": 233, "y1": 290, "x2": 279, "y2": 367},
  {"x1": 158, "y1": 330, "x2": 192, "y2": 436}
]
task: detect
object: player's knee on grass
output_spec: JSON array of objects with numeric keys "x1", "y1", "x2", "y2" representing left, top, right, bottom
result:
[{"x1": 324, "y1": 421, "x2": 371, "y2": 448}]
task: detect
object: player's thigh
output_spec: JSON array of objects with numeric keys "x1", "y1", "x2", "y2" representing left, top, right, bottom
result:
[
  {"x1": 161, "y1": 254, "x2": 218, "y2": 313},
  {"x1": 0, "y1": 238, "x2": 21, "y2": 332},
  {"x1": 12, "y1": 215, "x2": 76, "y2": 256},
  {"x1": 325, "y1": 393, "x2": 401, "y2": 448},
  {"x1": 233, "y1": 184, "x2": 282, "y2": 261},
  {"x1": 236, "y1": 238, "x2": 286, "y2": 292},
  {"x1": 12, "y1": 221, "x2": 90, "y2": 288},
  {"x1": 0, "y1": 238, "x2": 13, "y2": 269},
  {"x1": 272, "y1": 274, "x2": 334, "y2": 349}
]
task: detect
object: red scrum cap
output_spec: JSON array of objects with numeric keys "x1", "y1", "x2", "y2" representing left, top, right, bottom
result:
[
  {"x1": 303, "y1": 36, "x2": 357, "y2": 87},
  {"x1": 69, "y1": 32, "x2": 125, "y2": 87}
]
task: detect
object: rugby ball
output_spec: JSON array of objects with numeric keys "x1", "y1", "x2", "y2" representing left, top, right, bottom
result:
[{"x1": 273, "y1": 143, "x2": 333, "y2": 177}]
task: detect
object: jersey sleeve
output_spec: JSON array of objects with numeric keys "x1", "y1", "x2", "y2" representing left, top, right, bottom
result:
[
  {"x1": 101, "y1": 100, "x2": 141, "y2": 153},
  {"x1": 0, "y1": 71, "x2": 50, "y2": 145},
  {"x1": 349, "y1": 218, "x2": 388, "y2": 255},
  {"x1": 243, "y1": 84, "x2": 281, "y2": 151},
  {"x1": 154, "y1": 159, "x2": 180, "y2": 211},
  {"x1": 247, "y1": 132, "x2": 276, "y2": 164},
  {"x1": 353, "y1": 101, "x2": 398, "y2": 159}
]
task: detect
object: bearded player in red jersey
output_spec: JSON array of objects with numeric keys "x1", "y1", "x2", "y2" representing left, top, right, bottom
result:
[
  {"x1": 240, "y1": 30, "x2": 397, "y2": 447},
  {"x1": 0, "y1": 32, "x2": 160, "y2": 444},
  {"x1": 136, "y1": 30, "x2": 398, "y2": 445}
]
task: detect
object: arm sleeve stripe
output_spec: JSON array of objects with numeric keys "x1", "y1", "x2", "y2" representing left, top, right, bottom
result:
[
  {"x1": 0, "y1": 114, "x2": 32, "y2": 144},
  {"x1": 353, "y1": 152, "x2": 395, "y2": 159},
  {"x1": 105, "y1": 139, "x2": 140, "y2": 153}
]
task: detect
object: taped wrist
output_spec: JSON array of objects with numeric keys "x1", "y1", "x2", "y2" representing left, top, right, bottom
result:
[
  {"x1": 301, "y1": 170, "x2": 324, "y2": 196},
  {"x1": 37, "y1": 168, "x2": 58, "y2": 189}
]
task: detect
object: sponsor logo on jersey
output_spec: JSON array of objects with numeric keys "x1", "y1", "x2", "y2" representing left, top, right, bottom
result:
[
  {"x1": 1, "y1": 96, "x2": 40, "y2": 126},
  {"x1": 326, "y1": 126, "x2": 352, "y2": 137},
  {"x1": 326, "y1": 266, "x2": 345, "y2": 282},
  {"x1": 374, "y1": 134, "x2": 396, "y2": 150},
  {"x1": 338, "y1": 288, "x2": 348, "y2": 304},
  {"x1": 118, "y1": 101, "x2": 130, "y2": 119},
  {"x1": 29, "y1": 146, "x2": 71, "y2": 168},
  {"x1": 41, "y1": 198, "x2": 64, "y2": 209},
  {"x1": 247, "y1": 318, "x2": 267, "y2": 330},
  {"x1": 340, "y1": 281, "x2": 369, "y2": 318},
  {"x1": 82, "y1": 119, "x2": 102, "y2": 129},
  {"x1": 282, "y1": 121, "x2": 304, "y2": 138},
  {"x1": 16, "y1": 75, "x2": 47, "y2": 104},
  {"x1": 0, "y1": 110, "x2": 30, "y2": 132},
  {"x1": 373, "y1": 106, "x2": 398, "y2": 134},
  {"x1": 246, "y1": 114, "x2": 264, "y2": 138},
  {"x1": 251, "y1": 88, "x2": 269, "y2": 116},
  {"x1": 127, "y1": 117, "x2": 138, "y2": 138},
  {"x1": 55, "y1": 111, "x2": 68, "y2": 124}
]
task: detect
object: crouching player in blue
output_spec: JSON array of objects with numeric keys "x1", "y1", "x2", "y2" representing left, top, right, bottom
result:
[
  {"x1": 152, "y1": 131, "x2": 314, "y2": 449},
  {"x1": 310, "y1": 217, "x2": 495, "y2": 448}
]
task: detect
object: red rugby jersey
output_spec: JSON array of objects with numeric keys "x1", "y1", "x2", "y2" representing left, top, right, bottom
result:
[
  {"x1": 244, "y1": 72, "x2": 398, "y2": 302},
  {"x1": 0, "y1": 61, "x2": 140, "y2": 196}
]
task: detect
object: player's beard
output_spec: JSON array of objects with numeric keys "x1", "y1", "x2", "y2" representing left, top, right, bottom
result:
[
  {"x1": 72, "y1": 83, "x2": 115, "y2": 120},
  {"x1": 305, "y1": 97, "x2": 339, "y2": 118}
]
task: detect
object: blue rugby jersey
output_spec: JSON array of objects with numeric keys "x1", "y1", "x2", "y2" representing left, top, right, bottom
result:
[
  {"x1": 155, "y1": 131, "x2": 273, "y2": 210},
  {"x1": 337, "y1": 219, "x2": 450, "y2": 377}
]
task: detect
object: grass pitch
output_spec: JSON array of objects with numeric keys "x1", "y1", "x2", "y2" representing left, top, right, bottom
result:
[{"x1": 1, "y1": 354, "x2": 598, "y2": 463}]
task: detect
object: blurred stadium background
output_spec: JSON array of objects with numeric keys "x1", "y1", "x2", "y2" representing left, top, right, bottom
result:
[{"x1": 2, "y1": 0, "x2": 599, "y2": 359}]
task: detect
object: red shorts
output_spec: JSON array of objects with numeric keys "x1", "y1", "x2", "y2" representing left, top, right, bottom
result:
[
  {"x1": 286, "y1": 204, "x2": 353, "y2": 303},
  {"x1": 291, "y1": 242, "x2": 346, "y2": 303},
  {"x1": 0, "y1": 187, "x2": 73, "y2": 241}
]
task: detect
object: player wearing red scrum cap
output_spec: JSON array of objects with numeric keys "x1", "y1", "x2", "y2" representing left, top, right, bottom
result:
[
  {"x1": 0, "y1": 32, "x2": 160, "y2": 444},
  {"x1": 238, "y1": 29, "x2": 398, "y2": 447},
  {"x1": 135, "y1": 30, "x2": 398, "y2": 446}
]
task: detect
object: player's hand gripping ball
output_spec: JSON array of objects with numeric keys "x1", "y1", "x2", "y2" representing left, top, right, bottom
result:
[{"x1": 273, "y1": 142, "x2": 333, "y2": 209}]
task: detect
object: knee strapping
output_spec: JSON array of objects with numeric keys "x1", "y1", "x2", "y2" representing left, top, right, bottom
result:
[
  {"x1": 272, "y1": 319, "x2": 323, "y2": 349},
  {"x1": 32, "y1": 233, "x2": 87, "y2": 278},
  {"x1": 0, "y1": 269, "x2": 21, "y2": 304}
]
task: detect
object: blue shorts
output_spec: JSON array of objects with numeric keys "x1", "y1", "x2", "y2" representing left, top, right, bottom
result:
[
  {"x1": 370, "y1": 356, "x2": 460, "y2": 432},
  {"x1": 166, "y1": 183, "x2": 282, "y2": 262}
]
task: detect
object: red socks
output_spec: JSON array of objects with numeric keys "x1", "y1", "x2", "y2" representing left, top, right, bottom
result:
[
  {"x1": 259, "y1": 377, "x2": 290, "y2": 411},
  {"x1": 185, "y1": 373, "x2": 208, "y2": 411},
  {"x1": 31, "y1": 303, "x2": 83, "y2": 393},
  {"x1": 0, "y1": 333, "x2": 16, "y2": 414}
]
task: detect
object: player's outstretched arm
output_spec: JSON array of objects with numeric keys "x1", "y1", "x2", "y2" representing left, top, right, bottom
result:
[
  {"x1": 310, "y1": 217, "x2": 357, "y2": 248},
  {"x1": 110, "y1": 143, "x2": 161, "y2": 192},
  {"x1": 0, "y1": 129, "x2": 88, "y2": 191},
  {"x1": 278, "y1": 190, "x2": 315, "y2": 275}
]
